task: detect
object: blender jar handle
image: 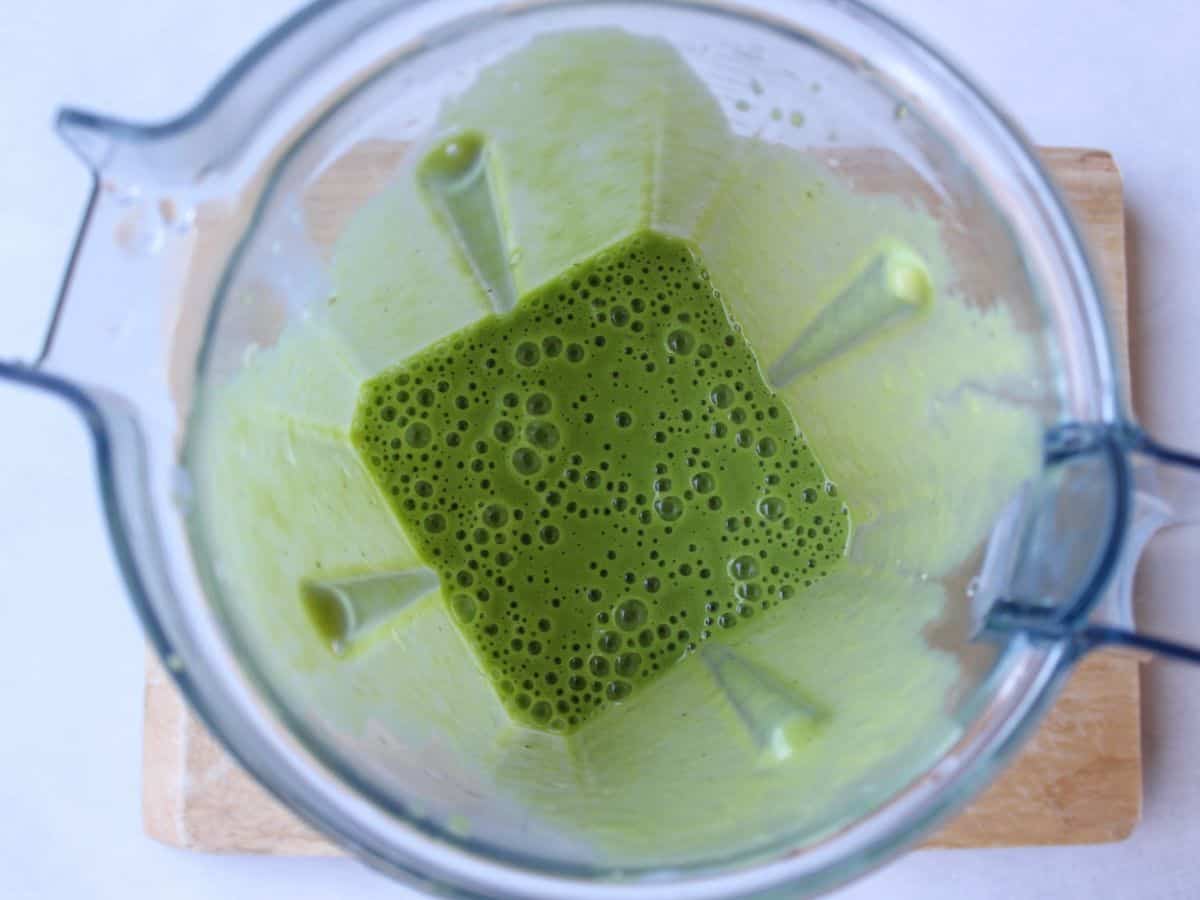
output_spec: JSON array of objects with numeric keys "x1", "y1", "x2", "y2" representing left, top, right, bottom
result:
[
  {"x1": 985, "y1": 423, "x2": 1200, "y2": 665},
  {"x1": 1076, "y1": 428, "x2": 1200, "y2": 662}
]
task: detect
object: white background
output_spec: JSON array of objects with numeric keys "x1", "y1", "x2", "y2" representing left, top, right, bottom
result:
[{"x1": 2, "y1": 1, "x2": 1198, "y2": 898}]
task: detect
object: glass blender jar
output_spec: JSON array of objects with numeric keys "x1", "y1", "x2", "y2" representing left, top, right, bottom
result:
[{"x1": 5, "y1": 1, "x2": 1200, "y2": 897}]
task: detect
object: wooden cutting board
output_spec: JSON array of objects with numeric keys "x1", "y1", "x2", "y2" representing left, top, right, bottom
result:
[{"x1": 143, "y1": 147, "x2": 1140, "y2": 854}]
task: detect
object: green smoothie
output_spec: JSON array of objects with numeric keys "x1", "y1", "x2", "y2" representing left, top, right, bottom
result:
[
  {"x1": 351, "y1": 230, "x2": 849, "y2": 732},
  {"x1": 188, "y1": 26, "x2": 1044, "y2": 865}
]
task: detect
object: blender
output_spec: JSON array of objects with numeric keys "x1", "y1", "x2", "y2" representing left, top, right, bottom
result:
[{"x1": 5, "y1": 1, "x2": 1200, "y2": 897}]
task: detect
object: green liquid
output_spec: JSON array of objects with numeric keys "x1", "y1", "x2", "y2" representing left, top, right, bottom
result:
[
  {"x1": 189, "y1": 27, "x2": 1043, "y2": 861},
  {"x1": 352, "y1": 230, "x2": 849, "y2": 732}
]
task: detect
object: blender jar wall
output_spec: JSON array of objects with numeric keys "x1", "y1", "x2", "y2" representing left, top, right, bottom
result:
[
  {"x1": 4, "y1": 1, "x2": 1137, "y2": 897},
  {"x1": 186, "y1": 0, "x2": 1075, "y2": 880}
]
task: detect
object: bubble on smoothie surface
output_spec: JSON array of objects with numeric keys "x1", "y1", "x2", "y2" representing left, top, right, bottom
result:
[{"x1": 351, "y1": 230, "x2": 850, "y2": 733}]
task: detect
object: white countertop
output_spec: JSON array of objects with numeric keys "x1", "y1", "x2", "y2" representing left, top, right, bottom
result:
[{"x1": 2, "y1": 2, "x2": 1198, "y2": 897}]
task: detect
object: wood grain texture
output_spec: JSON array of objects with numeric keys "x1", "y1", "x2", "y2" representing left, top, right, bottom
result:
[{"x1": 143, "y1": 147, "x2": 1140, "y2": 854}]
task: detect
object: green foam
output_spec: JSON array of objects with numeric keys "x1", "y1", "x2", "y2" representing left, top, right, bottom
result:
[{"x1": 352, "y1": 231, "x2": 849, "y2": 732}]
